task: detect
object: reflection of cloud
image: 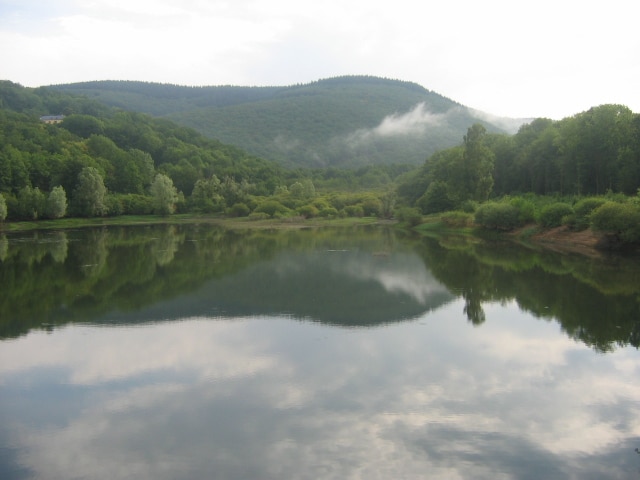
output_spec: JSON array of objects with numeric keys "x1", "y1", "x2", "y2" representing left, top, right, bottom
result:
[
  {"x1": 336, "y1": 252, "x2": 447, "y2": 304},
  {"x1": 0, "y1": 319, "x2": 277, "y2": 385},
  {"x1": 1, "y1": 303, "x2": 640, "y2": 479}
]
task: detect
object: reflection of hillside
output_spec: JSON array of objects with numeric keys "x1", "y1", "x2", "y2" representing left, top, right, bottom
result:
[
  {"x1": 412, "y1": 234, "x2": 640, "y2": 352},
  {"x1": 3, "y1": 225, "x2": 639, "y2": 350},
  {"x1": 0, "y1": 225, "x2": 451, "y2": 338},
  {"x1": 101, "y1": 250, "x2": 453, "y2": 326}
]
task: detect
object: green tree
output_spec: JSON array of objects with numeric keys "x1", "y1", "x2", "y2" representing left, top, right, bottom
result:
[
  {"x1": 17, "y1": 185, "x2": 46, "y2": 220},
  {"x1": 73, "y1": 167, "x2": 107, "y2": 217},
  {"x1": 459, "y1": 124, "x2": 495, "y2": 202},
  {"x1": 45, "y1": 185, "x2": 67, "y2": 219},
  {"x1": 150, "y1": 173, "x2": 179, "y2": 215},
  {"x1": 191, "y1": 176, "x2": 224, "y2": 213},
  {"x1": 0, "y1": 193, "x2": 6, "y2": 221}
]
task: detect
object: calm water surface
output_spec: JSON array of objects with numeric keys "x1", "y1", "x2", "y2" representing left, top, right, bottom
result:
[{"x1": 1, "y1": 224, "x2": 639, "y2": 479}]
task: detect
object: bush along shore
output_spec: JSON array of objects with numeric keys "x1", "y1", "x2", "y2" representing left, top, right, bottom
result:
[{"x1": 402, "y1": 192, "x2": 640, "y2": 256}]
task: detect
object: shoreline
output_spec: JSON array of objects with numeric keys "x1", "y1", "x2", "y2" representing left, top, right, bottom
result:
[{"x1": 2, "y1": 214, "x2": 637, "y2": 257}]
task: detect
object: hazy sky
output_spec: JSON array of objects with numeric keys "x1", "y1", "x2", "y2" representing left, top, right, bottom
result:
[{"x1": 1, "y1": 0, "x2": 638, "y2": 119}]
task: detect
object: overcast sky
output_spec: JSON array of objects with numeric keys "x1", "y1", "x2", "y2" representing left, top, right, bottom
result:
[{"x1": 1, "y1": 0, "x2": 638, "y2": 119}]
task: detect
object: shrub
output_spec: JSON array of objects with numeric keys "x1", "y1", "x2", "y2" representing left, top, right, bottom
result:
[
  {"x1": 227, "y1": 202, "x2": 250, "y2": 217},
  {"x1": 318, "y1": 207, "x2": 338, "y2": 218},
  {"x1": 474, "y1": 202, "x2": 520, "y2": 230},
  {"x1": 538, "y1": 202, "x2": 573, "y2": 228},
  {"x1": 118, "y1": 194, "x2": 154, "y2": 215},
  {"x1": 564, "y1": 197, "x2": 607, "y2": 230},
  {"x1": 509, "y1": 197, "x2": 535, "y2": 224},
  {"x1": 395, "y1": 207, "x2": 422, "y2": 227},
  {"x1": 343, "y1": 205, "x2": 364, "y2": 217},
  {"x1": 441, "y1": 211, "x2": 473, "y2": 228},
  {"x1": 297, "y1": 204, "x2": 319, "y2": 218},
  {"x1": 254, "y1": 199, "x2": 291, "y2": 218},
  {"x1": 591, "y1": 202, "x2": 640, "y2": 243}
]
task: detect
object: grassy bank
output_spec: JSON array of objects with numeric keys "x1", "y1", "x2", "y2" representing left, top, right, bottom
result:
[{"x1": 0, "y1": 214, "x2": 384, "y2": 233}]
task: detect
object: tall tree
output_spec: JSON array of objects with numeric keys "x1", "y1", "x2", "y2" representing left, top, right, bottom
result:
[
  {"x1": 460, "y1": 124, "x2": 495, "y2": 202},
  {"x1": 150, "y1": 173, "x2": 178, "y2": 215},
  {"x1": 73, "y1": 167, "x2": 107, "y2": 217},
  {"x1": 45, "y1": 185, "x2": 67, "y2": 219}
]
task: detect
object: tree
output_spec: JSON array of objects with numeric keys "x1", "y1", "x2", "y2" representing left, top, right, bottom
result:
[
  {"x1": 191, "y1": 176, "x2": 224, "y2": 213},
  {"x1": 460, "y1": 124, "x2": 495, "y2": 202},
  {"x1": 45, "y1": 185, "x2": 67, "y2": 219},
  {"x1": 73, "y1": 167, "x2": 107, "y2": 217},
  {"x1": 17, "y1": 185, "x2": 46, "y2": 219},
  {"x1": 150, "y1": 173, "x2": 178, "y2": 215},
  {"x1": 0, "y1": 193, "x2": 6, "y2": 221}
]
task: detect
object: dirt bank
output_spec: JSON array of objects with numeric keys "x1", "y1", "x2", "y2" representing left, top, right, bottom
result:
[{"x1": 512, "y1": 225, "x2": 606, "y2": 257}]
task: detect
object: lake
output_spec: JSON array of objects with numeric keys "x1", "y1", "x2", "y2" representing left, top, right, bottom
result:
[{"x1": 1, "y1": 224, "x2": 639, "y2": 479}]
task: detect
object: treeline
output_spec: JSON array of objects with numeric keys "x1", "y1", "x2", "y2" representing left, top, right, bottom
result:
[
  {"x1": 399, "y1": 104, "x2": 640, "y2": 206},
  {"x1": 0, "y1": 81, "x2": 409, "y2": 222},
  {"x1": 396, "y1": 104, "x2": 640, "y2": 245}
]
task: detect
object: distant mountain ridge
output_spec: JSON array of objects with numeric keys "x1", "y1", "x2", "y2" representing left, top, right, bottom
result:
[{"x1": 50, "y1": 76, "x2": 529, "y2": 168}]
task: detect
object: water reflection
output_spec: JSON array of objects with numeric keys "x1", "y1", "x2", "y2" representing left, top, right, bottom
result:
[
  {"x1": 2, "y1": 309, "x2": 639, "y2": 479},
  {"x1": 1, "y1": 224, "x2": 640, "y2": 478},
  {"x1": 1, "y1": 224, "x2": 639, "y2": 351}
]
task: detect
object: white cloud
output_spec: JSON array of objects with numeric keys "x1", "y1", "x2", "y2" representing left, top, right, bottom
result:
[
  {"x1": 0, "y1": 0, "x2": 639, "y2": 118},
  {"x1": 345, "y1": 103, "x2": 456, "y2": 146}
]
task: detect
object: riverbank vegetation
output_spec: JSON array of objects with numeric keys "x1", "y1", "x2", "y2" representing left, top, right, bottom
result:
[{"x1": 1, "y1": 80, "x2": 639, "y2": 249}]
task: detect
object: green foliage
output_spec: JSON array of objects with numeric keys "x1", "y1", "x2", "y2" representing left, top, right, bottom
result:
[
  {"x1": 591, "y1": 202, "x2": 640, "y2": 243},
  {"x1": 395, "y1": 207, "x2": 422, "y2": 226},
  {"x1": 254, "y1": 199, "x2": 291, "y2": 218},
  {"x1": 191, "y1": 176, "x2": 225, "y2": 213},
  {"x1": 0, "y1": 193, "x2": 6, "y2": 221},
  {"x1": 45, "y1": 186, "x2": 67, "y2": 219},
  {"x1": 417, "y1": 180, "x2": 455, "y2": 214},
  {"x1": 441, "y1": 211, "x2": 473, "y2": 228},
  {"x1": 538, "y1": 202, "x2": 574, "y2": 228},
  {"x1": 318, "y1": 207, "x2": 339, "y2": 218},
  {"x1": 52, "y1": 76, "x2": 504, "y2": 168},
  {"x1": 116, "y1": 194, "x2": 154, "y2": 215},
  {"x1": 150, "y1": 174, "x2": 179, "y2": 215},
  {"x1": 73, "y1": 167, "x2": 107, "y2": 217},
  {"x1": 508, "y1": 197, "x2": 536, "y2": 224},
  {"x1": 297, "y1": 204, "x2": 319, "y2": 219},
  {"x1": 62, "y1": 114, "x2": 105, "y2": 138},
  {"x1": 564, "y1": 197, "x2": 607, "y2": 230},
  {"x1": 227, "y1": 202, "x2": 250, "y2": 217},
  {"x1": 343, "y1": 205, "x2": 364, "y2": 217},
  {"x1": 17, "y1": 185, "x2": 46, "y2": 220},
  {"x1": 474, "y1": 202, "x2": 521, "y2": 230}
]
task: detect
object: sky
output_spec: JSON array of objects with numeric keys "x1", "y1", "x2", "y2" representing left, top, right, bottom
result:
[{"x1": 0, "y1": 0, "x2": 638, "y2": 120}]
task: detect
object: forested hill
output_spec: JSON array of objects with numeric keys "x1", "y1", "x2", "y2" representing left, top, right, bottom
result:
[{"x1": 49, "y1": 76, "x2": 526, "y2": 168}]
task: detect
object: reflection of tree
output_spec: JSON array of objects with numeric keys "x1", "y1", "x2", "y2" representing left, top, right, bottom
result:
[
  {"x1": 49, "y1": 231, "x2": 68, "y2": 263},
  {"x1": 74, "y1": 228, "x2": 108, "y2": 278},
  {"x1": 412, "y1": 234, "x2": 640, "y2": 352},
  {"x1": 463, "y1": 288, "x2": 485, "y2": 326},
  {"x1": 152, "y1": 226, "x2": 183, "y2": 266},
  {"x1": 0, "y1": 235, "x2": 7, "y2": 262}
]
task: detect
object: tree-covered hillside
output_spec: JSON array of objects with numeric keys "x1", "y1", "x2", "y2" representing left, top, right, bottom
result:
[
  {"x1": 0, "y1": 81, "x2": 288, "y2": 219},
  {"x1": 50, "y1": 76, "x2": 519, "y2": 168},
  {"x1": 0, "y1": 81, "x2": 414, "y2": 223}
]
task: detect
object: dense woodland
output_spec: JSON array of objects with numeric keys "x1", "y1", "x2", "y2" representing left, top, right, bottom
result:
[
  {"x1": 51, "y1": 76, "x2": 509, "y2": 168},
  {"x1": 1, "y1": 79, "x2": 640, "y2": 246}
]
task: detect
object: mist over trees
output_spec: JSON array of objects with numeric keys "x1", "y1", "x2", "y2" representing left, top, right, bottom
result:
[
  {"x1": 399, "y1": 105, "x2": 640, "y2": 210},
  {"x1": 1, "y1": 78, "x2": 639, "y2": 245}
]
